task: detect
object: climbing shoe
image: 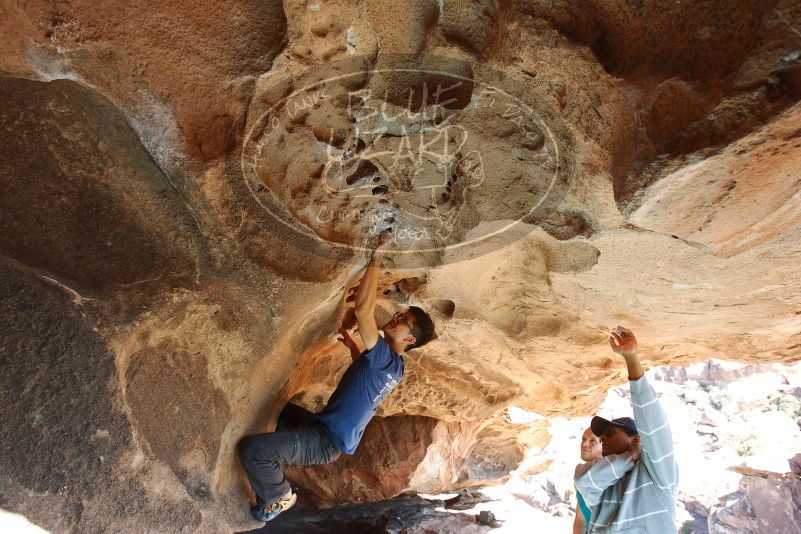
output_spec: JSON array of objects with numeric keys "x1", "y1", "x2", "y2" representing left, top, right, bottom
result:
[{"x1": 250, "y1": 491, "x2": 297, "y2": 522}]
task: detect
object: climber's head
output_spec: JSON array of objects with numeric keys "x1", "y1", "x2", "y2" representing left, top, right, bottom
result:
[
  {"x1": 580, "y1": 428, "x2": 603, "y2": 462},
  {"x1": 383, "y1": 306, "x2": 436, "y2": 353}
]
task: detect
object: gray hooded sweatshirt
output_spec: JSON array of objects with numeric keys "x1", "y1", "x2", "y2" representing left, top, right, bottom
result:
[{"x1": 574, "y1": 376, "x2": 679, "y2": 533}]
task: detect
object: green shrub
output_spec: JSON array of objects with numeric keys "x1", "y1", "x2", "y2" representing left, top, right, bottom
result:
[{"x1": 771, "y1": 393, "x2": 801, "y2": 419}]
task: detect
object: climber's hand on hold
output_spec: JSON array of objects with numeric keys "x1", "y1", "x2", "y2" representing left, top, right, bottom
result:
[
  {"x1": 337, "y1": 326, "x2": 355, "y2": 347},
  {"x1": 371, "y1": 229, "x2": 393, "y2": 260}
]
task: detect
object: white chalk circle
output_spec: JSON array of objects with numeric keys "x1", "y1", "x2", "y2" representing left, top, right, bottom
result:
[{"x1": 240, "y1": 55, "x2": 570, "y2": 257}]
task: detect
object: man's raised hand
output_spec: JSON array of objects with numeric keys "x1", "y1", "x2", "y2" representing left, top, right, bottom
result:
[
  {"x1": 610, "y1": 325, "x2": 644, "y2": 380},
  {"x1": 609, "y1": 325, "x2": 638, "y2": 357}
]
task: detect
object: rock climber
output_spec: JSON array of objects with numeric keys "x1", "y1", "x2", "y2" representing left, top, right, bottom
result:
[
  {"x1": 574, "y1": 326, "x2": 679, "y2": 532},
  {"x1": 238, "y1": 229, "x2": 437, "y2": 523},
  {"x1": 573, "y1": 427, "x2": 602, "y2": 534}
]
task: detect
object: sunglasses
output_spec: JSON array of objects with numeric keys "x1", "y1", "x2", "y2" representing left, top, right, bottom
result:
[{"x1": 390, "y1": 312, "x2": 411, "y2": 328}]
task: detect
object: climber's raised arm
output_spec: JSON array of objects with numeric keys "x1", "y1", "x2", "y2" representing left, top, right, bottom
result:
[{"x1": 354, "y1": 229, "x2": 393, "y2": 350}]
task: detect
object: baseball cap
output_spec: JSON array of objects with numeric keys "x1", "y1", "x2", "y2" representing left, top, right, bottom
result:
[{"x1": 591, "y1": 416, "x2": 638, "y2": 437}]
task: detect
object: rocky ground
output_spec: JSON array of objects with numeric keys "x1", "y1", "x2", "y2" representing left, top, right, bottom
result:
[{"x1": 1, "y1": 1, "x2": 800, "y2": 532}]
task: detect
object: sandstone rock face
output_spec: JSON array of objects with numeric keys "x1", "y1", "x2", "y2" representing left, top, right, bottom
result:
[
  {"x1": 284, "y1": 412, "x2": 548, "y2": 507},
  {"x1": 0, "y1": 260, "x2": 203, "y2": 532},
  {"x1": 286, "y1": 416, "x2": 442, "y2": 506},
  {"x1": 0, "y1": 77, "x2": 205, "y2": 301},
  {"x1": 0, "y1": 1, "x2": 800, "y2": 531},
  {"x1": 0, "y1": 0, "x2": 287, "y2": 164}
]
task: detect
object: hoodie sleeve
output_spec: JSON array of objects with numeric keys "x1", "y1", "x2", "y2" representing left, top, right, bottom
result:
[
  {"x1": 630, "y1": 376, "x2": 678, "y2": 492},
  {"x1": 573, "y1": 453, "x2": 635, "y2": 506}
]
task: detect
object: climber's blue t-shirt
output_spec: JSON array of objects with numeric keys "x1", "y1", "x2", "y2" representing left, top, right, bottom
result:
[{"x1": 315, "y1": 335, "x2": 404, "y2": 454}]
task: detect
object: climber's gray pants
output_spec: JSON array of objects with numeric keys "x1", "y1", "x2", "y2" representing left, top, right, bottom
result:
[{"x1": 239, "y1": 416, "x2": 341, "y2": 504}]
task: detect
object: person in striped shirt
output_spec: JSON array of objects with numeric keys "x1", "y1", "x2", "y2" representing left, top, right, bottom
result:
[{"x1": 574, "y1": 326, "x2": 679, "y2": 533}]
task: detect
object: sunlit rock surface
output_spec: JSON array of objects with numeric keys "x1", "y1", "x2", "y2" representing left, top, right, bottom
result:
[{"x1": 1, "y1": 1, "x2": 800, "y2": 531}]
